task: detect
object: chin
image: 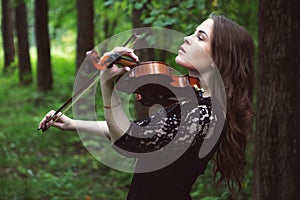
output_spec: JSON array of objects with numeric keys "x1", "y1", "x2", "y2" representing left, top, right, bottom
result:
[{"x1": 175, "y1": 55, "x2": 194, "y2": 70}]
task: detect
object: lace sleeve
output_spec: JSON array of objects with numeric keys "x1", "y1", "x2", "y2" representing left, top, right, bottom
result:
[{"x1": 112, "y1": 101, "x2": 213, "y2": 157}]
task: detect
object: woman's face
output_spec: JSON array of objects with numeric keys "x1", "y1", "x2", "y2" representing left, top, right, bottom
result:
[{"x1": 175, "y1": 18, "x2": 214, "y2": 73}]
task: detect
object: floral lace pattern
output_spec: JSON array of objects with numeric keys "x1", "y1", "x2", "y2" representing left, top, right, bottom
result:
[{"x1": 113, "y1": 97, "x2": 216, "y2": 156}]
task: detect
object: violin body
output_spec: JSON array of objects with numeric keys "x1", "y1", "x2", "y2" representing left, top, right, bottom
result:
[{"x1": 116, "y1": 61, "x2": 191, "y2": 106}]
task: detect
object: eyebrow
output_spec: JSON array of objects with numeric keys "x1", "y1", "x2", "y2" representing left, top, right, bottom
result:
[{"x1": 197, "y1": 30, "x2": 209, "y2": 38}]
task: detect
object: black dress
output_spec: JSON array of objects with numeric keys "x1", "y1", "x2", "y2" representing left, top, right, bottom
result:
[{"x1": 113, "y1": 91, "x2": 224, "y2": 200}]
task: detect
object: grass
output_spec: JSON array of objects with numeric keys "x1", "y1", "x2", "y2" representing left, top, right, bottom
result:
[
  {"x1": 0, "y1": 48, "x2": 253, "y2": 199},
  {"x1": 0, "y1": 50, "x2": 132, "y2": 200}
]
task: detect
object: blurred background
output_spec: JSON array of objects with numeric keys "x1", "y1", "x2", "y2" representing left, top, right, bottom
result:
[{"x1": 1, "y1": 0, "x2": 298, "y2": 199}]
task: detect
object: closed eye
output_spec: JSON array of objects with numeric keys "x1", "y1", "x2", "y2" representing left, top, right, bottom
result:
[
  {"x1": 197, "y1": 35, "x2": 204, "y2": 41},
  {"x1": 196, "y1": 30, "x2": 209, "y2": 41}
]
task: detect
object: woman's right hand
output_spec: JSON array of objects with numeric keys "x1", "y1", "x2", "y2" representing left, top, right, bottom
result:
[{"x1": 38, "y1": 110, "x2": 76, "y2": 132}]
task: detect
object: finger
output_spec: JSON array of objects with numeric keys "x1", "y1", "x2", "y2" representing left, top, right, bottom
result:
[
  {"x1": 47, "y1": 110, "x2": 55, "y2": 116},
  {"x1": 40, "y1": 117, "x2": 50, "y2": 130},
  {"x1": 39, "y1": 113, "x2": 50, "y2": 129},
  {"x1": 112, "y1": 47, "x2": 133, "y2": 53},
  {"x1": 39, "y1": 110, "x2": 56, "y2": 130},
  {"x1": 41, "y1": 117, "x2": 58, "y2": 131},
  {"x1": 103, "y1": 64, "x2": 119, "y2": 75},
  {"x1": 120, "y1": 49, "x2": 139, "y2": 61},
  {"x1": 45, "y1": 110, "x2": 55, "y2": 121},
  {"x1": 50, "y1": 121, "x2": 64, "y2": 129},
  {"x1": 105, "y1": 66, "x2": 123, "y2": 78},
  {"x1": 124, "y1": 66, "x2": 131, "y2": 72},
  {"x1": 105, "y1": 65, "x2": 129, "y2": 79},
  {"x1": 128, "y1": 52, "x2": 139, "y2": 61},
  {"x1": 44, "y1": 112, "x2": 65, "y2": 129},
  {"x1": 112, "y1": 47, "x2": 139, "y2": 60},
  {"x1": 115, "y1": 66, "x2": 131, "y2": 77},
  {"x1": 44, "y1": 110, "x2": 55, "y2": 123}
]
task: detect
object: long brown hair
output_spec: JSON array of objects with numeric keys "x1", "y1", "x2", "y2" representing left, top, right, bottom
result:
[{"x1": 209, "y1": 15, "x2": 255, "y2": 192}]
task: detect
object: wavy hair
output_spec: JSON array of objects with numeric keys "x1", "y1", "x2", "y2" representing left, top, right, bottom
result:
[{"x1": 209, "y1": 15, "x2": 255, "y2": 192}]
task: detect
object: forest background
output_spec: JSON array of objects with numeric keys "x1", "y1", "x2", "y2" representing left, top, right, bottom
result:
[{"x1": 1, "y1": 0, "x2": 299, "y2": 199}]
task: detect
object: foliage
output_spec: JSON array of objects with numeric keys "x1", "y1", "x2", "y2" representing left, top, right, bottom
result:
[
  {"x1": 0, "y1": 50, "x2": 254, "y2": 199},
  {"x1": 48, "y1": 0, "x2": 76, "y2": 42},
  {"x1": 94, "y1": 0, "x2": 133, "y2": 44},
  {"x1": 0, "y1": 0, "x2": 257, "y2": 199},
  {"x1": 134, "y1": 0, "x2": 258, "y2": 39},
  {"x1": 0, "y1": 50, "x2": 132, "y2": 199}
]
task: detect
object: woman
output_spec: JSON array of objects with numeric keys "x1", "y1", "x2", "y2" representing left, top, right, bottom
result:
[{"x1": 39, "y1": 14, "x2": 254, "y2": 199}]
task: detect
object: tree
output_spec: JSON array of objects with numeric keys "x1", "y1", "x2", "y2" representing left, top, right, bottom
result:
[
  {"x1": 1, "y1": 0, "x2": 15, "y2": 73},
  {"x1": 75, "y1": 0, "x2": 94, "y2": 70},
  {"x1": 254, "y1": 0, "x2": 300, "y2": 199},
  {"x1": 35, "y1": 0, "x2": 52, "y2": 91},
  {"x1": 132, "y1": 0, "x2": 155, "y2": 61},
  {"x1": 131, "y1": 1, "x2": 154, "y2": 119},
  {"x1": 15, "y1": 0, "x2": 32, "y2": 85}
]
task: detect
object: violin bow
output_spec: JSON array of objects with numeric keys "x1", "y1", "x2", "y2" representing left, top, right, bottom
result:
[{"x1": 38, "y1": 33, "x2": 140, "y2": 132}]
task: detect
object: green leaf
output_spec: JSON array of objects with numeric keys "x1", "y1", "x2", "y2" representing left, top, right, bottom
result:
[
  {"x1": 104, "y1": 0, "x2": 115, "y2": 7},
  {"x1": 168, "y1": 7, "x2": 179, "y2": 14},
  {"x1": 143, "y1": 16, "x2": 155, "y2": 25},
  {"x1": 134, "y1": 2, "x2": 144, "y2": 9},
  {"x1": 184, "y1": 0, "x2": 195, "y2": 9}
]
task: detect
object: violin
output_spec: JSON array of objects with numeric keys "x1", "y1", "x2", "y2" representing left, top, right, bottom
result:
[
  {"x1": 87, "y1": 49, "x2": 201, "y2": 106},
  {"x1": 38, "y1": 33, "x2": 200, "y2": 131},
  {"x1": 114, "y1": 60, "x2": 200, "y2": 106}
]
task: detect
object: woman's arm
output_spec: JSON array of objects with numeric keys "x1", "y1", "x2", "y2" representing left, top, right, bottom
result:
[
  {"x1": 38, "y1": 110, "x2": 111, "y2": 140},
  {"x1": 74, "y1": 120, "x2": 111, "y2": 140},
  {"x1": 100, "y1": 81, "x2": 130, "y2": 143},
  {"x1": 99, "y1": 47, "x2": 139, "y2": 143}
]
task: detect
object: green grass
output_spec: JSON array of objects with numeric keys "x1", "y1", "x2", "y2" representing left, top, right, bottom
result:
[
  {"x1": 0, "y1": 49, "x2": 253, "y2": 199},
  {"x1": 0, "y1": 51, "x2": 132, "y2": 200}
]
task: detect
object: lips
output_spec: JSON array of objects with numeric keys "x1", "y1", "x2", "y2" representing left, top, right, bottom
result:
[{"x1": 180, "y1": 46, "x2": 186, "y2": 53}]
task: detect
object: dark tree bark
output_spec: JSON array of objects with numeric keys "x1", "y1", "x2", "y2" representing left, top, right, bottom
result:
[
  {"x1": 132, "y1": 1, "x2": 155, "y2": 62},
  {"x1": 1, "y1": 0, "x2": 15, "y2": 73},
  {"x1": 254, "y1": 0, "x2": 300, "y2": 199},
  {"x1": 131, "y1": 1, "x2": 154, "y2": 119},
  {"x1": 15, "y1": 0, "x2": 32, "y2": 85},
  {"x1": 102, "y1": 9, "x2": 117, "y2": 39},
  {"x1": 76, "y1": 0, "x2": 94, "y2": 70},
  {"x1": 35, "y1": 0, "x2": 52, "y2": 91}
]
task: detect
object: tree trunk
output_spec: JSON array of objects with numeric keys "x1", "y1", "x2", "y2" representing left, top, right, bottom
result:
[
  {"x1": 35, "y1": 0, "x2": 52, "y2": 91},
  {"x1": 131, "y1": 1, "x2": 154, "y2": 119},
  {"x1": 1, "y1": 0, "x2": 15, "y2": 73},
  {"x1": 15, "y1": 0, "x2": 32, "y2": 85},
  {"x1": 76, "y1": 0, "x2": 94, "y2": 71},
  {"x1": 132, "y1": 1, "x2": 155, "y2": 62},
  {"x1": 254, "y1": 0, "x2": 300, "y2": 199}
]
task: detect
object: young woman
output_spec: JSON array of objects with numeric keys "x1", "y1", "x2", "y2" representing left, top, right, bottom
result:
[{"x1": 39, "y1": 14, "x2": 254, "y2": 199}]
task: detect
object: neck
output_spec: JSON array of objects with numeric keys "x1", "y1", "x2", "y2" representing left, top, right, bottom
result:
[{"x1": 188, "y1": 70, "x2": 211, "y2": 97}]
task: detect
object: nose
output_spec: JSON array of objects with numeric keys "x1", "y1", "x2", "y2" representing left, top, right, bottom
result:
[{"x1": 184, "y1": 36, "x2": 191, "y2": 45}]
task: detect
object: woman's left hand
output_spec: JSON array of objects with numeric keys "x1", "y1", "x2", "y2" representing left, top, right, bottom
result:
[{"x1": 100, "y1": 47, "x2": 139, "y2": 86}]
